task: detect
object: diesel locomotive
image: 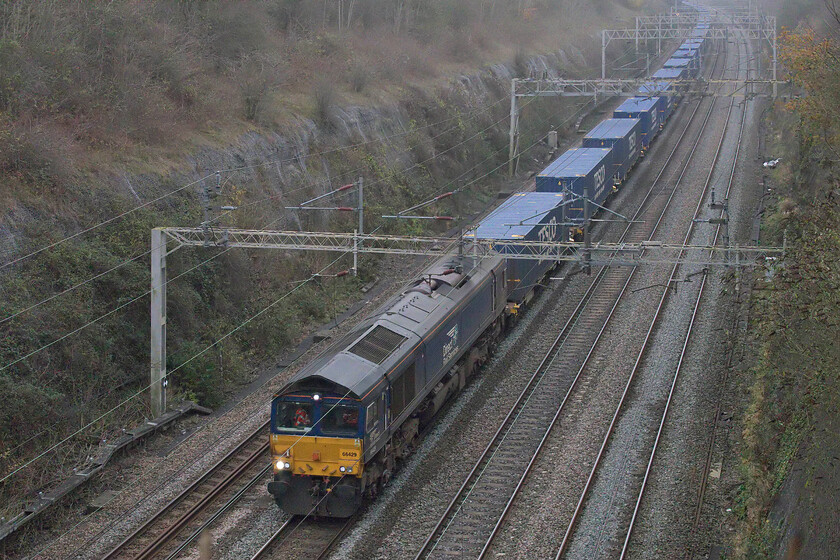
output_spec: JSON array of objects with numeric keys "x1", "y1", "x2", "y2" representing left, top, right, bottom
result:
[{"x1": 268, "y1": 18, "x2": 709, "y2": 517}]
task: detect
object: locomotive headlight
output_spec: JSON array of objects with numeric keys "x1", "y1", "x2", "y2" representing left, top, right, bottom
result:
[
  {"x1": 313, "y1": 394, "x2": 321, "y2": 401},
  {"x1": 284, "y1": 462, "x2": 291, "y2": 469},
  {"x1": 276, "y1": 460, "x2": 285, "y2": 470},
  {"x1": 339, "y1": 466, "x2": 346, "y2": 473}
]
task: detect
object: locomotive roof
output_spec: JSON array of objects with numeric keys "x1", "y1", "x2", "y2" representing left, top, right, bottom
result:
[
  {"x1": 468, "y1": 192, "x2": 565, "y2": 241},
  {"x1": 538, "y1": 148, "x2": 612, "y2": 179},
  {"x1": 277, "y1": 253, "x2": 502, "y2": 403}
]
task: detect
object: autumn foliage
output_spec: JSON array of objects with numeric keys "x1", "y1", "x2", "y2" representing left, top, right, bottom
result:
[{"x1": 780, "y1": 25, "x2": 840, "y2": 146}]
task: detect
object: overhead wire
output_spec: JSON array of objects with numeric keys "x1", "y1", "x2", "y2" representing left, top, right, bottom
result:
[
  {"x1": 0, "y1": 213, "x2": 292, "y2": 460},
  {"x1": 208, "y1": 95, "x2": 522, "y2": 227},
  {"x1": 33, "y1": 86, "x2": 573, "y2": 558},
  {"x1": 5, "y1": 65, "x2": 582, "y2": 531},
  {"x1": 2, "y1": 94, "x2": 516, "y2": 473},
  {"x1": 0, "y1": 240, "x2": 361, "y2": 486},
  {"x1": 0, "y1": 95, "x2": 508, "y2": 279},
  {"x1": 0, "y1": 173, "x2": 215, "y2": 272},
  {"x1": 48, "y1": 225, "x2": 459, "y2": 560},
  {"x1": 0, "y1": 95, "x2": 511, "y2": 328}
]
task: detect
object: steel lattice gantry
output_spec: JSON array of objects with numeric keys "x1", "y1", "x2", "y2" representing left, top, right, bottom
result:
[
  {"x1": 513, "y1": 78, "x2": 775, "y2": 98},
  {"x1": 149, "y1": 226, "x2": 783, "y2": 417},
  {"x1": 508, "y1": 9, "x2": 779, "y2": 175}
]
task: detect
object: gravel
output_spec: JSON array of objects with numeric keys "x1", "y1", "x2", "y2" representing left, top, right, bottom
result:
[
  {"x1": 25, "y1": 19, "x2": 768, "y2": 560},
  {"x1": 625, "y1": 29, "x2": 769, "y2": 559}
]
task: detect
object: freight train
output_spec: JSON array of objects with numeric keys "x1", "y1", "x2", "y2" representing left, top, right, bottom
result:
[{"x1": 267, "y1": 15, "x2": 712, "y2": 518}]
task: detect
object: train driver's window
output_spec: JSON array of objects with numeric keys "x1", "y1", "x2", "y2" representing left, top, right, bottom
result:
[
  {"x1": 275, "y1": 401, "x2": 313, "y2": 433},
  {"x1": 322, "y1": 404, "x2": 360, "y2": 436}
]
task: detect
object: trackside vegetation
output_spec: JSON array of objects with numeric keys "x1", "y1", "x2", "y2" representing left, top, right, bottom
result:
[
  {"x1": 0, "y1": 0, "x2": 669, "y2": 538},
  {"x1": 731, "y1": 3, "x2": 840, "y2": 557}
]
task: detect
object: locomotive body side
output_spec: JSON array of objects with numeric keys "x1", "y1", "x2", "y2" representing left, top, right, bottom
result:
[{"x1": 268, "y1": 254, "x2": 507, "y2": 517}]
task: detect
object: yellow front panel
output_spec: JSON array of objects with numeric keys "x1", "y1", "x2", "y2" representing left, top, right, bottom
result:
[{"x1": 271, "y1": 434, "x2": 364, "y2": 478}]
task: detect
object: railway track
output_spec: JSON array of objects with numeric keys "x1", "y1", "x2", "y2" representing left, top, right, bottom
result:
[
  {"x1": 249, "y1": 516, "x2": 355, "y2": 560},
  {"x1": 681, "y1": 25, "x2": 756, "y2": 560},
  {"x1": 413, "y1": 35, "x2": 733, "y2": 560},
  {"x1": 102, "y1": 423, "x2": 270, "y2": 560},
  {"x1": 553, "y1": 22, "x2": 754, "y2": 560}
]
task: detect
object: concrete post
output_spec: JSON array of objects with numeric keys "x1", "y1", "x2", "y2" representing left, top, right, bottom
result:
[
  {"x1": 635, "y1": 17, "x2": 639, "y2": 54},
  {"x1": 772, "y1": 25, "x2": 778, "y2": 97},
  {"x1": 354, "y1": 177, "x2": 364, "y2": 276},
  {"x1": 602, "y1": 30, "x2": 607, "y2": 80},
  {"x1": 508, "y1": 80, "x2": 519, "y2": 177},
  {"x1": 150, "y1": 228, "x2": 167, "y2": 418},
  {"x1": 657, "y1": 19, "x2": 662, "y2": 55}
]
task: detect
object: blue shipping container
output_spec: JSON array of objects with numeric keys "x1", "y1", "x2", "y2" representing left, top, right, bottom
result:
[
  {"x1": 614, "y1": 97, "x2": 661, "y2": 149},
  {"x1": 582, "y1": 118, "x2": 642, "y2": 186},
  {"x1": 664, "y1": 57, "x2": 698, "y2": 78},
  {"x1": 674, "y1": 48, "x2": 699, "y2": 60},
  {"x1": 652, "y1": 68, "x2": 685, "y2": 81},
  {"x1": 638, "y1": 80, "x2": 676, "y2": 121},
  {"x1": 535, "y1": 148, "x2": 614, "y2": 221},
  {"x1": 467, "y1": 192, "x2": 566, "y2": 304},
  {"x1": 683, "y1": 38, "x2": 706, "y2": 52}
]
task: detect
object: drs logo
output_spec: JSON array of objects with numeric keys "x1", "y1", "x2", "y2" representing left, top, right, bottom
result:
[
  {"x1": 629, "y1": 132, "x2": 637, "y2": 151},
  {"x1": 442, "y1": 324, "x2": 460, "y2": 363}
]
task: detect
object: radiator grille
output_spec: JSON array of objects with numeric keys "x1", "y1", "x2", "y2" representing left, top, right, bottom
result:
[{"x1": 348, "y1": 325, "x2": 407, "y2": 364}]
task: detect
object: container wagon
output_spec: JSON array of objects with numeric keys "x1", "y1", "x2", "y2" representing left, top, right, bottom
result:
[
  {"x1": 664, "y1": 57, "x2": 698, "y2": 79},
  {"x1": 582, "y1": 118, "x2": 642, "y2": 187},
  {"x1": 683, "y1": 38, "x2": 706, "y2": 53},
  {"x1": 614, "y1": 97, "x2": 661, "y2": 150},
  {"x1": 638, "y1": 80, "x2": 677, "y2": 121},
  {"x1": 535, "y1": 147, "x2": 614, "y2": 223},
  {"x1": 673, "y1": 47, "x2": 699, "y2": 63},
  {"x1": 466, "y1": 192, "x2": 566, "y2": 309}
]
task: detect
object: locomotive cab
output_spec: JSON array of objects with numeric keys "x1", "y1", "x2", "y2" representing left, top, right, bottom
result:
[{"x1": 268, "y1": 382, "x2": 365, "y2": 518}]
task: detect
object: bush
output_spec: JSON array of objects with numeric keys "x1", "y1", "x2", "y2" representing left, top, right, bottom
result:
[
  {"x1": 313, "y1": 77, "x2": 337, "y2": 127},
  {"x1": 348, "y1": 62, "x2": 370, "y2": 93}
]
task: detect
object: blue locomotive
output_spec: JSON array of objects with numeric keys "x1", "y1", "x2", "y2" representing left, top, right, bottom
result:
[{"x1": 268, "y1": 12, "x2": 710, "y2": 518}]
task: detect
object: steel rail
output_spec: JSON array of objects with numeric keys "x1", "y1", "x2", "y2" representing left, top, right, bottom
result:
[
  {"x1": 249, "y1": 516, "x2": 355, "y2": 560},
  {"x1": 415, "y1": 37, "x2": 729, "y2": 560},
  {"x1": 102, "y1": 422, "x2": 269, "y2": 560},
  {"x1": 553, "y1": 30, "x2": 740, "y2": 560},
  {"x1": 164, "y1": 463, "x2": 273, "y2": 559},
  {"x1": 619, "y1": 25, "x2": 752, "y2": 560},
  {"x1": 683, "y1": 25, "x2": 756, "y2": 558},
  {"x1": 620, "y1": 81, "x2": 746, "y2": 560},
  {"x1": 476, "y1": 35, "x2": 732, "y2": 560}
]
